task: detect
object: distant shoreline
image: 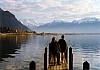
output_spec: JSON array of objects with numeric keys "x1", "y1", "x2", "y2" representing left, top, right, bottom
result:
[
  {"x1": 36, "y1": 33, "x2": 100, "y2": 35},
  {"x1": 66, "y1": 33, "x2": 100, "y2": 35},
  {"x1": 0, "y1": 33, "x2": 36, "y2": 35},
  {"x1": 0, "y1": 33, "x2": 100, "y2": 36}
]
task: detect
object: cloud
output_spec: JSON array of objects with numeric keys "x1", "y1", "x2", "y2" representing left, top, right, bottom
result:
[
  {"x1": 41, "y1": 0, "x2": 61, "y2": 8},
  {"x1": 0, "y1": 0, "x2": 100, "y2": 23}
]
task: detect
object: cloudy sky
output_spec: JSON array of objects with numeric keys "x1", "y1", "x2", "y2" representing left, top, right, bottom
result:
[{"x1": 0, "y1": 0, "x2": 100, "y2": 23}]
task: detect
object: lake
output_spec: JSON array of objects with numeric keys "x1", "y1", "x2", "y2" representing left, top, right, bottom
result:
[{"x1": 0, "y1": 35, "x2": 100, "y2": 70}]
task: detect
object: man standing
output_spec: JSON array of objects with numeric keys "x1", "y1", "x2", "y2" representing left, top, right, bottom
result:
[
  {"x1": 49, "y1": 37, "x2": 58, "y2": 65},
  {"x1": 58, "y1": 35, "x2": 67, "y2": 62}
]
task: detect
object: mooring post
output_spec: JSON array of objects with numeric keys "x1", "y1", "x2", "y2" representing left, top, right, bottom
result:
[
  {"x1": 71, "y1": 53, "x2": 73, "y2": 69},
  {"x1": 83, "y1": 61, "x2": 89, "y2": 70},
  {"x1": 65, "y1": 47, "x2": 68, "y2": 63},
  {"x1": 29, "y1": 61, "x2": 36, "y2": 70},
  {"x1": 69, "y1": 47, "x2": 73, "y2": 70},
  {"x1": 44, "y1": 47, "x2": 47, "y2": 70},
  {"x1": 49, "y1": 44, "x2": 51, "y2": 64}
]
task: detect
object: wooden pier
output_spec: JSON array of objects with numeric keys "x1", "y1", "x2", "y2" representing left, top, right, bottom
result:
[
  {"x1": 47, "y1": 45, "x2": 68, "y2": 70},
  {"x1": 29, "y1": 46, "x2": 90, "y2": 70},
  {"x1": 48, "y1": 54, "x2": 68, "y2": 70}
]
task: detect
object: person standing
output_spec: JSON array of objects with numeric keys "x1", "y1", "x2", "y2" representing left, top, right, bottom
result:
[
  {"x1": 58, "y1": 35, "x2": 67, "y2": 62},
  {"x1": 49, "y1": 37, "x2": 58, "y2": 65}
]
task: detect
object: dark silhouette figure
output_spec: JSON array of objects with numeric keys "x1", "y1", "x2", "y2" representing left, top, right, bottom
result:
[
  {"x1": 49, "y1": 37, "x2": 59, "y2": 65},
  {"x1": 58, "y1": 35, "x2": 67, "y2": 62}
]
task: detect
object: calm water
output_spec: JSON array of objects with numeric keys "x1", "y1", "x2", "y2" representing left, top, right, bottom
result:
[{"x1": 0, "y1": 35, "x2": 100, "y2": 70}]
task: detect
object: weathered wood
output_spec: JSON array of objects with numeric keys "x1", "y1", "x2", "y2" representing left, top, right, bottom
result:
[
  {"x1": 44, "y1": 47, "x2": 47, "y2": 70},
  {"x1": 83, "y1": 61, "x2": 89, "y2": 70},
  {"x1": 48, "y1": 45, "x2": 70, "y2": 70},
  {"x1": 29, "y1": 61, "x2": 36, "y2": 70},
  {"x1": 48, "y1": 62, "x2": 68, "y2": 70},
  {"x1": 65, "y1": 47, "x2": 68, "y2": 63},
  {"x1": 49, "y1": 44, "x2": 51, "y2": 64},
  {"x1": 48, "y1": 52, "x2": 68, "y2": 70},
  {"x1": 69, "y1": 47, "x2": 73, "y2": 70},
  {"x1": 71, "y1": 54, "x2": 73, "y2": 70}
]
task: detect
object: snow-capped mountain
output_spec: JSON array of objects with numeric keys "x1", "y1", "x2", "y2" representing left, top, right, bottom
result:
[
  {"x1": 34, "y1": 17, "x2": 100, "y2": 33},
  {"x1": 19, "y1": 19, "x2": 38, "y2": 29},
  {"x1": 77, "y1": 17, "x2": 99, "y2": 24}
]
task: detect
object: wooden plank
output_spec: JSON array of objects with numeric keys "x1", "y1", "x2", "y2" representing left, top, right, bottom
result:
[
  {"x1": 48, "y1": 62, "x2": 68, "y2": 70},
  {"x1": 48, "y1": 53, "x2": 68, "y2": 70}
]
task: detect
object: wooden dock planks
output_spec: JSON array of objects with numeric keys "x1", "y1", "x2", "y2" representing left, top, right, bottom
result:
[{"x1": 48, "y1": 53, "x2": 68, "y2": 70}]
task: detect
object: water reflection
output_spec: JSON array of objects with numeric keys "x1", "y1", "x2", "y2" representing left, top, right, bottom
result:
[
  {"x1": 0, "y1": 36, "x2": 18, "y2": 61},
  {"x1": 0, "y1": 35, "x2": 29, "y2": 69},
  {"x1": 0, "y1": 35, "x2": 100, "y2": 70}
]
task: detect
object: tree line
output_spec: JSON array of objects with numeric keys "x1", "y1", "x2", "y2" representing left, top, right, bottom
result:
[
  {"x1": 0, "y1": 26, "x2": 16, "y2": 33},
  {"x1": 0, "y1": 26, "x2": 36, "y2": 33}
]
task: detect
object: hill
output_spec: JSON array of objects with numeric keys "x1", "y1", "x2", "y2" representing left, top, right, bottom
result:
[{"x1": 0, "y1": 8, "x2": 30, "y2": 32}]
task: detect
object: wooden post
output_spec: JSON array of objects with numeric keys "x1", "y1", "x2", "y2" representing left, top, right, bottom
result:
[
  {"x1": 65, "y1": 47, "x2": 68, "y2": 63},
  {"x1": 44, "y1": 47, "x2": 47, "y2": 70},
  {"x1": 49, "y1": 44, "x2": 51, "y2": 64},
  {"x1": 71, "y1": 54, "x2": 73, "y2": 70},
  {"x1": 69, "y1": 47, "x2": 73, "y2": 70},
  {"x1": 29, "y1": 61, "x2": 36, "y2": 70},
  {"x1": 83, "y1": 61, "x2": 89, "y2": 70}
]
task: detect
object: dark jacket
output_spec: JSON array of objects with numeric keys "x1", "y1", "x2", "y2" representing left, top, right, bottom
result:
[
  {"x1": 49, "y1": 41, "x2": 60, "y2": 55},
  {"x1": 58, "y1": 39, "x2": 67, "y2": 52}
]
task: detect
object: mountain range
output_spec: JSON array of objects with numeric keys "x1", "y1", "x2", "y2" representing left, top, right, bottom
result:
[
  {"x1": 19, "y1": 19, "x2": 38, "y2": 30},
  {"x1": 0, "y1": 8, "x2": 100, "y2": 33},
  {"x1": 33, "y1": 17, "x2": 100, "y2": 33},
  {"x1": 0, "y1": 8, "x2": 30, "y2": 31}
]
